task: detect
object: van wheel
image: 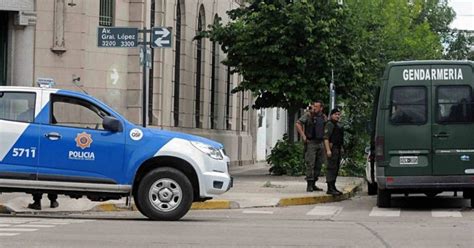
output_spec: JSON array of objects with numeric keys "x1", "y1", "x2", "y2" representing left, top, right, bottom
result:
[
  {"x1": 377, "y1": 188, "x2": 391, "y2": 208},
  {"x1": 367, "y1": 182, "x2": 378, "y2": 195},
  {"x1": 136, "y1": 167, "x2": 193, "y2": 221}
]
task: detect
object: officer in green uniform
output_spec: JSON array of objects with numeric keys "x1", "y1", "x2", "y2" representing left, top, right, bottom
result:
[
  {"x1": 324, "y1": 108, "x2": 344, "y2": 196},
  {"x1": 296, "y1": 101, "x2": 326, "y2": 192}
]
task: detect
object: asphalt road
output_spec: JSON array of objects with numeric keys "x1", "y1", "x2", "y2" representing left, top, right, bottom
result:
[{"x1": 0, "y1": 192, "x2": 473, "y2": 248}]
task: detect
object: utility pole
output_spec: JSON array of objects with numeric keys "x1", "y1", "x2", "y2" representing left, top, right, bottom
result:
[{"x1": 330, "y1": 69, "x2": 336, "y2": 111}]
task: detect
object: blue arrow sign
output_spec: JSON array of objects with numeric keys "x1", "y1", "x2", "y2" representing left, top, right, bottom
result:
[{"x1": 151, "y1": 27, "x2": 172, "y2": 48}]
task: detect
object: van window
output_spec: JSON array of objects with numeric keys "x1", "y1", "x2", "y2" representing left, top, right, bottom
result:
[
  {"x1": 0, "y1": 92, "x2": 36, "y2": 123},
  {"x1": 436, "y1": 85, "x2": 473, "y2": 123},
  {"x1": 390, "y1": 86, "x2": 427, "y2": 125}
]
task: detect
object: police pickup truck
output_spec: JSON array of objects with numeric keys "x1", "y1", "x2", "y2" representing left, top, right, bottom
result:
[{"x1": 0, "y1": 83, "x2": 232, "y2": 220}]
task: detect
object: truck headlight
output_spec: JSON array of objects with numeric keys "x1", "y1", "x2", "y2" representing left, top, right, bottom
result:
[{"x1": 190, "y1": 141, "x2": 224, "y2": 160}]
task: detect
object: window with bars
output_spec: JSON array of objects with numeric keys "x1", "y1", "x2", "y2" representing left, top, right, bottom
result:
[
  {"x1": 99, "y1": 0, "x2": 115, "y2": 27},
  {"x1": 225, "y1": 66, "x2": 233, "y2": 130},
  {"x1": 195, "y1": 9, "x2": 204, "y2": 128},
  {"x1": 173, "y1": 1, "x2": 182, "y2": 127}
]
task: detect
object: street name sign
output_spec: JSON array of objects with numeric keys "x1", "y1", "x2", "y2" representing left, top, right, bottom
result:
[
  {"x1": 151, "y1": 27, "x2": 172, "y2": 48},
  {"x1": 98, "y1": 27, "x2": 138, "y2": 48}
]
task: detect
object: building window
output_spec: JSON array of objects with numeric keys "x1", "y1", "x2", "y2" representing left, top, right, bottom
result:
[
  {"x1": 99, "y1": 0, "x2": 115, "y2": 27},
  {"x1": 0, "y1": 12, "x2": 8, "y2": 86},
  {"x1": 210, "y1": 16, "x2": 219, "y2": 129},
  {"x1": 173, "y1": 1, "x2": 182, "y2": 127},
  {"x1": 195, "y1": 7, "x2": 204, "y2": 128},
  {"x1": 225, "y1": 66, "x2": 233, "y2": 130}
]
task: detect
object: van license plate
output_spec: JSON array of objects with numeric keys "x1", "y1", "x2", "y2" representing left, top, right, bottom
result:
[{"x1": 400, "y1": 156, "x2": 418, "y2": 165}]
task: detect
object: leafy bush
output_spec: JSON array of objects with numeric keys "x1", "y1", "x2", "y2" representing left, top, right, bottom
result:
[{"x1": 267, "y1": 134, "x2": 305, "y2": 176}]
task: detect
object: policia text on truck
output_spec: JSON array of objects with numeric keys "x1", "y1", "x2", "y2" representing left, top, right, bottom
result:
[{"x1": 370, "y1": 60, "x2": 474, "y2": 208}]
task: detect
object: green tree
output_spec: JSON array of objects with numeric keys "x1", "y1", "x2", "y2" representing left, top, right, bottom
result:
[
  {"x1": 204, "y1": 0, "x2": 361, "y2": 142},
  {"x1": 203, "y1": 0, "x2": 467, "y2": 176},
  {"x1": 340, "y1": 0, "x2": 461, "y2": 175}
]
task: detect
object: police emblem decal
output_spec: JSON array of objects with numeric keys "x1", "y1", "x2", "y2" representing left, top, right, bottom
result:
[{"x1": 75, "y1": 132, "x2": 93, "y2": 149}]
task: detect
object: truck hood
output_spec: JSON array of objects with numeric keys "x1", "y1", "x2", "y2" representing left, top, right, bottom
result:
[{"x1": 148, "y1": 128, "x2": 223, "y2": 149}]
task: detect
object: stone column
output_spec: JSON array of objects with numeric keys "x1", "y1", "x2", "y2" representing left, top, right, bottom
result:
[
  {"x1": 12, "y1": 11, "x2": 36, "y2": 86},
  {"x1": 51, "y1": 0, "x2": 66, "y2": 54}
]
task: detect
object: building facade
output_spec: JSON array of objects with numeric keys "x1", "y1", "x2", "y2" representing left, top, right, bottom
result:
[{"x1": 0, "y1": 0, "x2": 257, "y2": 166}]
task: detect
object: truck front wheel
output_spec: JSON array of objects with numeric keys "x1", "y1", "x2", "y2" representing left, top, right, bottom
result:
[{"x1": 136, "y1": 167, "x2": 193, "y2": 221}]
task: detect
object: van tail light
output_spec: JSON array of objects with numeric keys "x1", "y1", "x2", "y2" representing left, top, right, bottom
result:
[{"x1": 375, "y1": 136, "x2": 384, "y2": 161}]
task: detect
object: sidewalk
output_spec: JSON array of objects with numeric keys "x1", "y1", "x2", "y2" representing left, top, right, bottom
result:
[{"x1": 0, "y1": 163, "x2": 364, "y2": 214}]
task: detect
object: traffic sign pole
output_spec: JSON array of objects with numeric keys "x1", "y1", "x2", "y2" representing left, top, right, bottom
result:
[
  {"x1": 97, "y1": 26, "x2": 172, "y2": 127},
  {"x1": 142, "y1": 27, "x2": 148, "y2": 128}
]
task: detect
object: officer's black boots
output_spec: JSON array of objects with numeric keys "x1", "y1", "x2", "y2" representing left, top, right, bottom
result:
[
  {"x1": 50, "y1": 200, "x2": 59, "y2": 208},
  {"x1": 27, "y1": 201, "x2": 41, "y2": 210},
  {"x1": 334, "y1": 183, "x2": 343, "y2": 194},
  {"x1": 306, "y1": 180, "x2": 314, "y2": 192},
  {"x1": 312, "y1": 183, "x2": 323, "y2": 191},
  {"x1": 326, "y1": 182, "x2": 342, "y2": 196}
]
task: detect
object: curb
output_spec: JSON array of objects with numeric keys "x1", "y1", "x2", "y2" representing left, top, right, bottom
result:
[
  {"x1": 277, "y1": 183, "x2": 361, "y2": 207},
  {"x1": 191, "y1": 200, "x2": 239, "y2": 210},
  {"x1": 91, "y1": 200, "x2": 241, "y2": 212},
  {"x1": 0, "y1": 182, "x2": 362, "y2": 213}
]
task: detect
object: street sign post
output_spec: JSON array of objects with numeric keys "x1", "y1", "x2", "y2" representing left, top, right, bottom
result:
[
  {"x1": 97, "y1": 26, "x2": 172, "y2": 127},
  {"x1": 151, "y1": 27, "x2": 172, "y2": 48},
  {"x1": 98, "y1": 27, "x2": 138, "y2": 48}
]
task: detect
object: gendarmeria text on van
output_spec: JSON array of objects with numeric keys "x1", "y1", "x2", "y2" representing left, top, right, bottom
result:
[{"x1": 403, "y1": 68, "x2": 463, "y2": 81}]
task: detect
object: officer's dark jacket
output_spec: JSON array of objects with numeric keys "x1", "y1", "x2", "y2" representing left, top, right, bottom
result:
[
  {"x1": 298, "y1": 112, "x2": 325, "y2": 141},
  {"x1": 324, "y1": 120, "x2": 344, "y2": 147}
]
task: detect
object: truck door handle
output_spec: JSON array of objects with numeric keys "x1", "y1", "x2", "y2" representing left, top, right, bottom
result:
[
  {"x1": 45, "y1": 132, "x2": 61, "y2": 141},
  {"x1": 433, "y1": 132, "x2": 449, "y2": 138}
]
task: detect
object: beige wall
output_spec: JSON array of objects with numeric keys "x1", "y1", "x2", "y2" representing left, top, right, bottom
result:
[{"x1": 3, "y1": 0, "x2": 256, "y2": 165}]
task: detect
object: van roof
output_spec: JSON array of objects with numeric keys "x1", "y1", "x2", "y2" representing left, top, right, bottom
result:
[{"x1": 387, "y1": 60, "x2": 474, "y2": 66}]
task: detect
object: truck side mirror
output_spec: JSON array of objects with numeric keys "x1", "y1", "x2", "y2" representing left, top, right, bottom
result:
[{"x1": 103, "y1": 116, "x2": 123, "y2": 132}]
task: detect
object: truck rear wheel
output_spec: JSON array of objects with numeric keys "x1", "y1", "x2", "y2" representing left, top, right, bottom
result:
[
  {"x1": 136, "y1": 167, "x2": 193, "y2": 221},
  {"x1": 377, "y1": 188, "x2": 391, "y2": 208}
]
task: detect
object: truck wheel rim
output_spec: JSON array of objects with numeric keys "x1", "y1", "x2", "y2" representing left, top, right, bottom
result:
[{"x1": 148, "y1": 178, "x2": 183, "y2": 212}]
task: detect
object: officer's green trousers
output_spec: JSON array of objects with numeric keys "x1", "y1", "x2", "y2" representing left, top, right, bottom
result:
[{"x1": 304, "y1": 141, "x2": 324, "y2": 181}]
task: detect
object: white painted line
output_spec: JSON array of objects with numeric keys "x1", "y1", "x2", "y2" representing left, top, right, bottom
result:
[
  {"x1": 242, "y1": 210, "x2": 274, "y2": 215},
  {"x1": 0, "y1": 224, "x2": 11, "y2": 227},
  {"x1": 432, "y1": 210, "x2": 462, "y2": 218},
  {"x1": 0, "y1": 233, "x2": 20, "y2": 236},
  {"x1": 30, "y1": 222, "x2": 69, "y2": 225},
  {"x1": 369, "y1": 207, "x2": 401, "y2": 217},
  {"x1": 306, "y1": 206, "x2": 343, "y2": 216},
  {"x1": 0, "y1": 220, "x2": 29, "y2": 224},
  {"x1": 0, "y1": 228, "x2": 37, "y2": 232},
  {"x1": 15, "y1": 224, "x2": 55, "y2": 228}
]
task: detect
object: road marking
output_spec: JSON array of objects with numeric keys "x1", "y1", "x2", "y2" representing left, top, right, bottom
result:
[
  {"x1": 369, "y1": 207, "x2": 401, "y2": 217},
  {"x1": 431, "y1": 210, "x2": 462, "y2": 218},
  {"x1": 0, "y1": 228, "x2": 37, "y2": 232},
  {"x1": 306, "y1": 206, "x2": 343, "y2": 216},
  {"x1": 30, "y1": 222, "x2": 69, "y2": 225},
  {"x1": 0, "y1": 224, "x2": 11, "y2": 227},
  {"x1": 242, "y1": 210, "x2": 274, "y2": 214},
  {"x1": 15, "y1": 224, "x2": 55, "y2": 228},
  {"x1": 0, "y1": 233, "x2": 20, "y2": 236}
]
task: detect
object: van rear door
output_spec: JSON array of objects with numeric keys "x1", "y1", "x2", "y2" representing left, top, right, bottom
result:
[
  {"x1": 384, "y1": 65, "x2": 432, "y2": 176},
  {"x1": 432, "y1": 64, "x2": 474, "y2": 176}
]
